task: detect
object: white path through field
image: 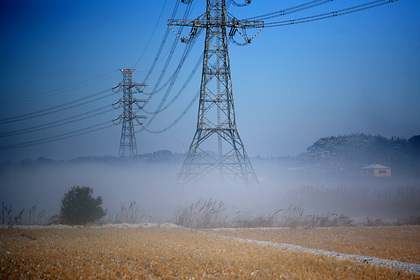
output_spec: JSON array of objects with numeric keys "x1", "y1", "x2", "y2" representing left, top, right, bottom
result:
[{"x1": 201, "y1": 230, "x2": 420, "y2": 275}]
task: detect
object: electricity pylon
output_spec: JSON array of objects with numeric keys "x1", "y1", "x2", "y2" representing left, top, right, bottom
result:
[
  {"x1": 113, "y1": 69, "x2": 147, "y2": 158},
  {"x1": 168, "y1": 0, "x2": 263, "y2": 186}
]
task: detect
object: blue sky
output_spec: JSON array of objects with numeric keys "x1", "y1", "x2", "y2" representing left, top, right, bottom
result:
[{"x1": 0, "y1": 0, "x2": 419, "y2": 162}]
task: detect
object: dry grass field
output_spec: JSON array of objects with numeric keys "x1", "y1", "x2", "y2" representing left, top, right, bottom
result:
[
  {"x1": 1, "y1": 225, "x2": 418, "y2": 279},
  {"x1": 208, "y1": 226, "x2": 420, "y2": 265}
]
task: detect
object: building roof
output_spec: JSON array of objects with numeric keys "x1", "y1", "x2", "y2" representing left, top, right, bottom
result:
[{"x1": 361, "y1": 164, "x2": 390, "y2": 169}]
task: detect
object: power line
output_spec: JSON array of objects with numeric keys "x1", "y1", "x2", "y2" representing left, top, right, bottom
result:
[
  {"x1": 0, "y1": 105, "x2": 113, "y2": 137},
  {"x1": 140, "y1": 2, "x2": 233, "y2": 135},
  {"x1": 142, "y1": 36, "x2": 200, "y2": 115},
  {"x1": 0, "y1": 2, "x2": 194, "y2": 151},
  {"x1": 0, "y1": 70, "x2": 119, "y2": 106},
  {"x1": 245, "y1": 0, "x2": 333, "y2": 21},
  {"x1": 151, "y1": 51, "x2": 203, "y2": 114},
  {"x1": 263, "y1": 0, "x2": 399, "y2": 28},
  {"x1": 0, "y1": 120, "x2": 114, "y2": 151},
  {"x1": 133, "y1": 0, "x2": 169, "y2": 68},
  {"x1": 141, "y1": 28, "x2": 202, "y2": 98},
  {"x1": 141, "y1": 89, "x2": 199, "y2": 134},
  {"x1": 143, "y1": 0, "x2": 196, "y2": 97},
  {"x1": 134, "y1": 1, "x2": 199, "y2": 132},
  {"x1": 138, "y1": 37, "x2": 198, "y2": 133},
  {"x1": 0, "y1": 89, "x2": 113, "y2": 124},
  {"x1": 142, "y1": 0, "x2": 182, "y2": 84}
]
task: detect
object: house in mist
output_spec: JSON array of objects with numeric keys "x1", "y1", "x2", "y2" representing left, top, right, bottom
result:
[{"x1": 361, "y1": 164, "x2": 391, "y2": 177}]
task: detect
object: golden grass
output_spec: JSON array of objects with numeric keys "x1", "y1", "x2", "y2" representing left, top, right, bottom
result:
[
  {"x1": 207, "y1": 226, "x2": 420, "y2": 264},
  {"x1": 0, "y1": 226, "x2": 417, "y2": 279}
]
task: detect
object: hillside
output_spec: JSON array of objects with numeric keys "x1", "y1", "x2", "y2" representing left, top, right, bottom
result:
[{"x1": 304, "y1": 133, "x2": 420, "y2": 175}]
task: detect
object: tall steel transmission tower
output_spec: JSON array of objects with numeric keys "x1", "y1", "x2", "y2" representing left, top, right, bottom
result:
[
  {"x1": 169, "y1": 0, "x2": 263, "y2": 186},
  {"x1": 113, "y1": 69, "x2": 147, "y2": 158}
]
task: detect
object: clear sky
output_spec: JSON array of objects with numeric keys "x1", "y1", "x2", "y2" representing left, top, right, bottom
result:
[{"x1": 0, "y1": 0, "x2": 419, "y2": 163}]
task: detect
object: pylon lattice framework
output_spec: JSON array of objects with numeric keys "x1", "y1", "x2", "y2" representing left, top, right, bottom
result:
[
  {"x1": 113, "y1": 69, "x2": 147, "y2": 158},
  {"x1": 169, "y1": 0, "x2": 263, "y2": 186}
]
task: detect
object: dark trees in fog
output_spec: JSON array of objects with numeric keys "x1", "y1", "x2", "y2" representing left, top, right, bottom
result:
[{"x1": 59, "y1": 186, "x2": 106, "y2": 225}]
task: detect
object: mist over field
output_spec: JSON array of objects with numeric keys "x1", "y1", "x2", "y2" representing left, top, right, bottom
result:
[
  {"x1": 1, "y1": 155, "x2": 419, "y2": 225},
  {"x1": 1, "y1": 0, "x2": 419, "y2": 229}
]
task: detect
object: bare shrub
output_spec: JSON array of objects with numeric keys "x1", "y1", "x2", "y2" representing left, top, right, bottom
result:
[
  {"x1": 175, "y1": 199, "x2": 240, "y2": 228},
  {"x1": 175, "y1": 202, "x2": 356, "y2": 229},
  {"x1": 236, "y1": 210, "x2": 283, "y2": 228},
  {"x1": 109, "y1": 201, "x2": 147, "y2": 224},
  {"x1": 303, "y1": 213, "x2": 354, "y2": 228},
  {"x1": 236, "y1": 206, "x2": 355, "y2": 228},
  {"x1": 28, "y1": 206, "x2": 46, "y2": 225},
  {"x1": 395, "y1": 215, "x2": 420, "y2": 226},
  {"x1": 1, "y1": 204, "x2": 47, "y2": 226},
  {"x1": 276, "y1": 206, "x2": 304, "y2": 227},
  {"x1": 363, "y1": 216, "x2": 390, "y2": 227}
]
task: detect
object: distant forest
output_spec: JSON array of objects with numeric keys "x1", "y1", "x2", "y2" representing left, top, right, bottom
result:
[
  {"x1": 2, "y1": 133, "x2": 419, "y2": 176},
  {"x1": 301, "y1": 133, "x2": 420, "y2": 175}
]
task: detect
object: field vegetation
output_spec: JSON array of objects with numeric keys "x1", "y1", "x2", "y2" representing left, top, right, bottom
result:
[
  {"x1": 1, "y1": 226, "x2": 418, "y2": 279},
  {"x1": 207, "y1": 226, "x2": 420, "y2": 265}
]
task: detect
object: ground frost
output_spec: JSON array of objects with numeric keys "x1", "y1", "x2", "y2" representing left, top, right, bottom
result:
[{"x1": 208, "y1": 231, "x2": 420, "y2": 275}]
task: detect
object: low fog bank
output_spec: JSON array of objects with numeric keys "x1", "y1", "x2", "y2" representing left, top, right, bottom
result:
[
  {"x1": 1, "y1": 156, "x2": 419, "y2": 225},
  {"x1": 255, "y1": 158, "x2": 420, "y2": 222}
]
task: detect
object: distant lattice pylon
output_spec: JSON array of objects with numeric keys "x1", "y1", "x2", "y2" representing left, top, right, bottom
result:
[
  {"x1": 168, "y1": 0, "x2": 263, "y2": 187},
  {"x1": 113, "y1": 69, "x2": 147, "y2": 158}
]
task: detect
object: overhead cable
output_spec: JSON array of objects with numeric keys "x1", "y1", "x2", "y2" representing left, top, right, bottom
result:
[
  {"x1": 141, "y1": 89, "x2": 200, "y2": 134},
  {"x1": 0, "y1": 70, "x2": 119, "y2": 106},
  {"x1": 137, "y1": 36, "x2": 198, "y2": 132},
  {"x1": 143, "y1": 0, "x2": 182, "y2": 84},
  {"x1": 263, "y1": 0, "x2": 399, "y2": 28},
  {"x1": 0, "y1": 105, "x2": 113, "y2": 137},
  {"x1": 142, "y1": 36, "x2": 200, "y2": 115},
  {"x1": 245, "y1": 0, "x2": 332, "y2": 21},
  {"x1": 133, "y1": 0, "x2": 169, "y2": 68},
  {"x1": 0, "y1": 89, "x2": 113, "y2": 124},
  {"x1": 151, "y1": 51, "x2": 203, "y2": 114},
  {"x1": 143, "y1": 0, "x2": 195, "y2": 96},
  {"x1": 0, "y1": 121, "x2": 114, "y2": 151}
]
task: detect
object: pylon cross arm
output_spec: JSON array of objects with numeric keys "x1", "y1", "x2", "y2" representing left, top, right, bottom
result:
[
  {"x1": 167, "y1": 18, "x2": 263, "y2": 29},
  {"x1": 134, "y1": 99, "x2": 148, "y2": 103},
  {"x1": 134, "y1": 83, "x2": 147, "y2": 93},
  {"x1": 168, "y1": 12, "x2": 263, "y2": 43}
]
